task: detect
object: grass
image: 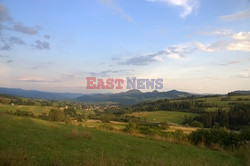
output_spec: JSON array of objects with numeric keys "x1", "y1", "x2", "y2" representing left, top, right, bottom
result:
[
  {"x1": 0, "y1": 113, "x2": 245, "y2": 166},
  {"x1": 0, "y1": 104, "x2": 53, "y2": 116},
  {"x1": 129, "y1": 111, "x2": 197, "y2": 124},
  {"x1": 196, "y1": 95, "x2": 250, "y2": 108}
]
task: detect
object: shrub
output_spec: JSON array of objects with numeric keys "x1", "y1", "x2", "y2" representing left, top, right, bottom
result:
[
  {"x1": 137, "y1": 125, "x2": 161, "y2": 136},
  {"x1": 64, "y1": 116, "x2": 72, "y2": 124},
  {"x1": 38, "y1": 113, "x2": 48, "y2": 120},
  {"x1": 64, "y1": 107, "x2": 77, "y2": 117},
  {"x1": 190, "y1": 121, "x2": 203, "y2": 128},
  {"x1": 159, "y1": 121, "x2": 169, "y2": 130},
  {"x1": 240, "y1": 126, "x2": 250, "y2": 141},
  {"x1": 15, "y1": 109, "x2": 34, "y2": 117},
  {"x1": 98, "y1": 124, "x2": 116, "y2": 131},
  {"x1": 48, "y1": 109, "x2": 64, "y2": 122},
  {"x1": 189, "y1": 129, "x2": 242, "y2": 148},
  {"x1": 101, "y1": 114, "x2": 113, "y2": 123},
  {"x1": 124, "y1": 123, "x2": 137, "y2": 133}
]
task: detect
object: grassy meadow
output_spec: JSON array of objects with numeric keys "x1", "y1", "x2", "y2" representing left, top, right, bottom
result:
[
  {"x1": 128, "y1": 111, "x2": 197, "y2": 124},
  {"x1": 0, "y1": 113, "x2": 246, "y2": 166},
  {"x1": 0, "y1": 94, "x2": 249, "y2": 165}
]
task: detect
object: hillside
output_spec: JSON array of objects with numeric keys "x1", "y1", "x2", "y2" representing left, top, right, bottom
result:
[
  {"x1": 0, "y1": 114, "x2": 244, "y2": 166},
  {"x1": 75, "y1": 89, "x2": 194, "y2": 105}
]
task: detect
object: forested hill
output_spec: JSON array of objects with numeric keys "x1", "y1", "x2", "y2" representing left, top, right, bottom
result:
[{"x1": 75, "y1": 89, "x2": 194, "y2": 105}]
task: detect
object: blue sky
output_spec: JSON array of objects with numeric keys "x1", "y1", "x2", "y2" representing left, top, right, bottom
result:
[{"x1": 0, "y1": 0, "x2": 250, "y2": 93}]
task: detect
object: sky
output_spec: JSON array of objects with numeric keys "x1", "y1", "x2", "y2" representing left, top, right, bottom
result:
[{"x1": 0, "y1": 0, "x2": 250, "y2": 94}]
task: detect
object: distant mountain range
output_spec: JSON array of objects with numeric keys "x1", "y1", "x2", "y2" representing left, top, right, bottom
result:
[
  {"x1": 0, "y1": 87, "x2": 83, "y2": 100},
  {"x1": 75, "y1": 89, "x2": 194, "y2": 105},
  {"x1": 0, "y1": 87, "x2": 194, "y2": 105},
  {"x1": 1, "y1": 87, "x2": 249, "y2": 105},
  {"x1": 229, "y1": 90, "x2": 250, "y2": 95}
]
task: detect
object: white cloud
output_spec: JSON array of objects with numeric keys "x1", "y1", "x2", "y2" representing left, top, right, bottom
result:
[
  {"x1": 18, "y1": 77, "x2": 47, "y2": 82},
  {"x1": 146, "y1": 0, "x2": 199, "y2": 18},
  {"x1": 194, "y1": 42, "x2": 214, "y2": 52},
  {"x1": 227, "y1": 41, "x2": 250, "y2": 52},
  {"x1": 197, "y1": 29, "x2": 233, "y2": 36},
  {"x1": 234, "y1": 73, "x2": 250, "y2": 78},
  {"x1": 232, "y1": 32, "x2": 250, "y2": 40},
  {"x1": 219, "y1": 9, "x2": 250, "y2": 22},
  {"x1": 98, "y1": 0, "x2": 133, "y2": 22},
  {"x1": 119, "y1": 44, "x2": 193, "y2": 65},
  {"x1": 196, "y1": 31, "x2": 250, "y2": 52}
]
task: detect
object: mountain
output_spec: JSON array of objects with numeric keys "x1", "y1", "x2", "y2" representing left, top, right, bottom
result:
[
  {"x1": 75, "y1": 89, "x2": 194, "y2": 105},
  {"x1": 229, "y1": 90, "x2": 250, "y2": 95},
  {"x1": 0, "y1": 87, "x2": 83, "y2": 100},
  {"x1": 0, "y1": 87, "x2": 206, "y2": 105}
]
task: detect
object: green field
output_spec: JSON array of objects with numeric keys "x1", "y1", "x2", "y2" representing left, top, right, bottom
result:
[
  {"x1": 0, "y1": 104, "x2": 52, "y2": 116},
  {"x1": 129, "y1": 111, "x2": 197, "y2": 124},
  {"x1": 0, "y1": 113, "x2": 245, "y2": 166},
  {"x1": 196, "y1": 95, "x2": 250, "y2": 108}
]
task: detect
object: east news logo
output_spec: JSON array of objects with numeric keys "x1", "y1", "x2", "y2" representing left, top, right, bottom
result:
[{"x1": 86, "y1": 77, "x2": 163, "y2": 90}]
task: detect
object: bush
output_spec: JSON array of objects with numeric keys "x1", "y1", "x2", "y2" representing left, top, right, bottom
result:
[
  {"x1": 101, "y1": 114, "x2": 113, "y2": 123},
  {"x1": 64, "y1": 107, "x2": 77, "y2": 117},
  {"x1": 48, "y1": 109, "x2": 64, "y2": 122},
  {"x1": 124, "y1": 123, "x2": 137, "y2": 133},
  {"x1": 64, "y1": 116, "x2": 72, "y2": 124},
  {"x1": 15, "y1": 110, "x2": 34, "y2": 117},
  {"x1": 240, "y1": 126, "x2": 250, "y2": 141},
  {"x1": 159, "y1": 121, "x2": 169, "y2": 130},
  {"x1": 137, "y1": 125, "x2": 161, "y2": 136},
  {"x1": 98, "y1": 124, "x2": 116, "y2": 131},
  {"x1": 190, "y1": 121, "x2": 203, "y2": 128},
  {"x1": 189, "y1": 129, "x2": 242, "y2": 148}
]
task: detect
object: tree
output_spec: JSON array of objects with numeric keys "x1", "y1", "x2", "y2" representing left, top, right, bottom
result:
[{"x1": 49, "y1": 109, "x2": 64, "y2": 122}]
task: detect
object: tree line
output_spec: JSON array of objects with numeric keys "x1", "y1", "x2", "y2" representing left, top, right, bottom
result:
[
  {"x1": 130, "y1": 99, "x2": 216, "y2": 113},
  {"x1": 183, "y1": 104, "x2": 250, "y2": 130}
]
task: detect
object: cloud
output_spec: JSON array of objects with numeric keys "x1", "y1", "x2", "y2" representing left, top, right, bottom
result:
[
  {"x1": 232, "y1": 32, "x2": 250, "y2": 40},
  {"x1": 98, "y1": 0, "x2": 133, "y2": 22},
  {"x1": 120, "y1": 55, "x2": 158, "y2": 66},
  {"x1": 0, "y1": 4, "x2": 12, "y2": 22},
  {"x1": 0, "y1": 36, "x2": 25, "y2": 51},
  {"x1": 215, "y1": 60, "x2": 244, "y2": 66},
  {"x1": 9, "y1": 37, "x2": 25, "y2": 45},
  {"x1": 219, "y1": 9, "x2": 250, "y2": 22},
  {"x1": 120, "y1": 45, "x2": 193, "y2": 65},
  {"x1": 0, "y1": 43, "x2": 11, "y2": 51},
  {"x1": 195, "y1": 42, "x2": 214, "y2": 52},
  {"x1": 17, "y1": 77, "x2": 49, "y2": 83},
  {"x1": 196, "y1": 31, "x2": 250, "y2": 52},
  {"x1": 146, "y1": 0, "x2": 199, "y2": 18},
  {"x1": 0, "y1": 3, "x2": 51, "y2": 52},
  {"x1": 35, "y1": 40, "x2": 50, "y2": 50},
  {"x1": 197, "y1": 29, "x2": 233, "y2": 36},
  {"x1": 13, "y1": 23, "x2": 39, "y2": 35},
  {"x1": 44, "y1": 34, "x2": 51, "y2": 39},
  {"x1": 6, "y1": 59, "x2": 13, "y2": 63},
  {"x1": 234, "y1": 73, "x2": 250, "y2": 78},
  {"x1": 226, "y1": 41, "x2": 250, "y2": 52},
  {"x1": 30, "y1": 61, "x2": 53, "y2": 70},
  {"x1": 89, "y1": 69, "x2": 134, "y2": 77}
]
